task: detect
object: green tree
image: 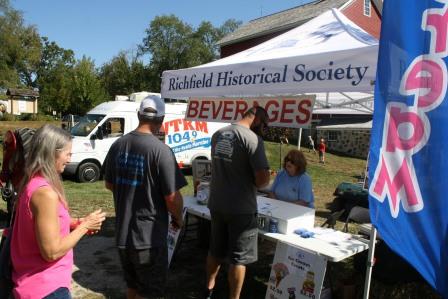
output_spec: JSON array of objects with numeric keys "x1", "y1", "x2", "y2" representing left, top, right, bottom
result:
[
  {"x1": 39, "y1": 37, "x2": 75, "y2": 75},
  {"x1": 195, "y1": 19, "x2": 242, "y2": 60},
  {"x1": 0, "y1": 1, "x2": 16, "y2": 87},
  {"x1": 0, "y1": 1, "x2": 41, "y2": 88},
  {"x1": 140, "y1": 15, "x2": 194, "y2": 80},
  {"x1": 69, "y1": 57, "x2": 107, "y2": 115},
  {"x1": 0, "y1": 0, "x2": 11, "y2": 11},
  {"x1": 100, "y1": 51, "x2": 150, "y2": 98},
  {"x1": 217, "y1": 19, "x2": 242, "y2": 37},
  {"x1": 39, "y1": 65, "x2": 74, "y2": 114},
  {"x1": 37, "y1": 37, "x2": 76, "y2": 114},
  {"x1": 129, "y1": 58, "x2": 151, "y2": 92},
  {"x1": 191, "y1": 21, "x2": 219, "y2": 63},
  {"x1": 139, "y1": 15, "x2": 241, "y2": 90}
]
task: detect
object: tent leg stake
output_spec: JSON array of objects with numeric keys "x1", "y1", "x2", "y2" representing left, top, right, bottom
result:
[
  {"x1": 363, "y1": 226, "x2": 377, "y2": 299},
  {"x1": 297, "y1": 127, "x2": 302, "y2": 150}
]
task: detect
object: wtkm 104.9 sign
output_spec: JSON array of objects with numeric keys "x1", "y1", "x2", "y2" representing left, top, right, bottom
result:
[
  {"x1": 162, "y1": 118, "x2": 211, "y2": 154},
  {"x1": 185, "y1": 95, "x2": 316, "y2": 128}
]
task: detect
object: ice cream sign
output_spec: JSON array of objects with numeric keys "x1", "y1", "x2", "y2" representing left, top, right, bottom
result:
[{"x1": 265, "y1": 243, "x2": 326, "y2": 299}]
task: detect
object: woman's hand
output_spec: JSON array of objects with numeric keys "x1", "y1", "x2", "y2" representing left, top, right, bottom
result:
[{"x1": 79, "y1": 209, "x2": 106, "y2": 235}]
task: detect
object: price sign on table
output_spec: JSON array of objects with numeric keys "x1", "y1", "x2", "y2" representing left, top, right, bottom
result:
[{"x1": 265, "y1": 241, "x2": 326, "y2": 299}]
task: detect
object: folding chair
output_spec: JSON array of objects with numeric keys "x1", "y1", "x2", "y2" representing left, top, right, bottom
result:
[
  {"x1": 343, "y1": 206, "x2": 370, "y2": 232},
  {"x1": 321, "y1": 209, "x2": 345, "y2": 229}
]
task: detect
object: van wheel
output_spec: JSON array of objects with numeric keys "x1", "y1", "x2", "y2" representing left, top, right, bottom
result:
[{"x1": 77, "y1": 162, "x2": 100, "y2": 183}]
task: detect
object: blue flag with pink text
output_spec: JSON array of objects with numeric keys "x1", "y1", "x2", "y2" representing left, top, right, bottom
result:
[{"x1": 368, "y1": 0, "x2": 448, "y2": 296}]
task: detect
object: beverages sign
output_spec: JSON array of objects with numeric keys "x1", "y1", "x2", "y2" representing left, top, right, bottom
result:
[{"x1": 185, "y1": 95, "x2": 315, "y2": 128}]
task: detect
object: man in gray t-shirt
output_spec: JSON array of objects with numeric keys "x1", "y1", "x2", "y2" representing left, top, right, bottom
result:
[
  {"x1": 204, "y1": 107, "x2": 270, "y2": 299},
  {"x1": 104, "y1": 95, "x2": 187, "y2": 298}
]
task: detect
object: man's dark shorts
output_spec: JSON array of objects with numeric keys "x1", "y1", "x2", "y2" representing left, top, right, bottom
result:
[
  {"x1": 209, "y1": 211, "x2": 258, "y2": 265},
  {"x1": 118, "y1": 246, "x2": 168, "y2": 298}
]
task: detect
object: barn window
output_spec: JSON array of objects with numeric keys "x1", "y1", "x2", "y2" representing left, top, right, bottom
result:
[{"x1": 328, "y1": 131, "x2": 338, "y2": 141}]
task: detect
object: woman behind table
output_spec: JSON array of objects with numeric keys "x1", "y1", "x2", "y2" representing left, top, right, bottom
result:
[
  {"x1": 268, "y1": 149, "x2": 314, "y2": 208},
  {"x1": 11, "y1": 124, "x2": 106, "y2": 299}
]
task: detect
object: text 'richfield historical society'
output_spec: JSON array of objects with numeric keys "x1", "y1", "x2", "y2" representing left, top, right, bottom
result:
[{"x1": 167, "y1": 62, "x2": 369, "y2": 91}]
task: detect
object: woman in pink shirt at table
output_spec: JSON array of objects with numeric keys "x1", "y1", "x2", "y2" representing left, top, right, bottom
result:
[{"x1": 11, "y1": 125, "x2": 106, "y2": 299}]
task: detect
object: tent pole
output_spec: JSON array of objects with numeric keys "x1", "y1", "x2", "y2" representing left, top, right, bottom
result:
[
  {"x1": 363, "y1": 226, "x2": 377, "y2": 299},
  {"x1": 297, "y1": 128, "x2": 302, "y2": 150},
  {"x1": 279, "y1": 142, "x2": 282, "y2": 169}
]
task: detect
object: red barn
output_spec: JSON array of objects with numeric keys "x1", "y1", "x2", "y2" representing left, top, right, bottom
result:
[
  {"x1": 218, "y1": 0, "x2": 382, "y2": 58},
  {"x1": 216, "y1": 0, "x2": 383, "y2": 158}
]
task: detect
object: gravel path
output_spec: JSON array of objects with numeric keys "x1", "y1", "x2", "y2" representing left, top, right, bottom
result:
[{"x1": 72, "y1": 235, "x2": 125, "y2": 298}]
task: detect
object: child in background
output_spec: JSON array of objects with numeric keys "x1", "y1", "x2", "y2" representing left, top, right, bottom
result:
[{"x1": 318, "y1": 138, "x2": 326, "y2": 164}]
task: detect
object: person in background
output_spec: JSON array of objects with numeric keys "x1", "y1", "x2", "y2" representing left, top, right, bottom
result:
[
  {"x1": 103, "y1": 94, "x2": 187, "y2": 299},
  {"x1": 318, "y1": 138, "x2": 326, "y2": 164},
  {"x1": 11, "y1": 124, "x2": 106, "y2": 299},
  {"x1": 204, "y1": 106, "x2": 271, "y2": 299},
  {"x1": 268, "y1": 149, "x2": 314, "y2": 208},
  {"x1": 307, "y1": 136, "x2": 316, "y2": 153}
]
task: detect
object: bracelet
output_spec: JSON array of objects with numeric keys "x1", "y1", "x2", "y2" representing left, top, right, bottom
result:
[{"x1": 70, "y1": 218, "x2": 81, "y2": 230}]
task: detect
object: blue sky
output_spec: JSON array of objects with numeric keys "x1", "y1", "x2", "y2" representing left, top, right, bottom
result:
[{"x1": 13, "y1": 0, "x2": 313, "y2": 67}]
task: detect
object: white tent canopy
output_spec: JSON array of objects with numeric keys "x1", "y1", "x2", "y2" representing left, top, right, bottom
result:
[
  {"x1": 317, "y1": 120, "x2": 373, "y2": 130},
  {"x1": 313, "y1": 92, "x2": 374, "y2": 113},
  {"x1": 161, "y1": 9, "x2": 379, "y2": 103},
  {"x1": 161, "y1": 9, "x2": 379, "y2": 298}
]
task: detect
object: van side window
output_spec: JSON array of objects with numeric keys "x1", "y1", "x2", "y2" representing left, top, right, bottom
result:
[{"x1": 103, "y1": 118, "x2": 125, "y2": 138}]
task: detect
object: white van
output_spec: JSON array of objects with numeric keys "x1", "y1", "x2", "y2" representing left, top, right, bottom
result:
[{"x1": 64, "y1": 93, "x2": 226, "y2": 182}]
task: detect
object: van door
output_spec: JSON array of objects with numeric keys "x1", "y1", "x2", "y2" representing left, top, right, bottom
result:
[{"x1": 95, "y1": 117, "x2": 125, "y2": 163}]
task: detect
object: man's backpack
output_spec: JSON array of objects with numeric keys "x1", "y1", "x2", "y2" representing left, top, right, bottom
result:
[
  {"x1": 0, "y1": 128, "x2": 35, "y2": 298},
  {"x1": 1, "y1": 128, "x2": 36, "y2": 223}
]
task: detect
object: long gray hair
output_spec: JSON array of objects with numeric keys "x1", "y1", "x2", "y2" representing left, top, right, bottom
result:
[{"x1": 18, "y1": 124, "x2": 72, "y2": 207}]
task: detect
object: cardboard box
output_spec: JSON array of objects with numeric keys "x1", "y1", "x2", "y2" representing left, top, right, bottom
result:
[{"x1": 257, "y1": 196, "x2": 315, "y2": 234}]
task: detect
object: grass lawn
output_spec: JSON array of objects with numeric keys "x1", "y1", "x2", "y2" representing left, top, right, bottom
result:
[
  {"x1": 58, "y1": 142, "x2": 366, "y2": 221},
  {"x1": 0, "y1": 120, "x2": 61, "y2": 136},
  {"x1": 0, "y1": 130, "x2": 441, "y2": 298},
  {"x1": 0, "y1": 122, "x2": 364, "y2": 217}
]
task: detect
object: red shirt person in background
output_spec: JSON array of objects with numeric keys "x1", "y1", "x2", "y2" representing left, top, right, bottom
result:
[{"x1": 318, "y1": 138, "x2": 326, "y2": 164}]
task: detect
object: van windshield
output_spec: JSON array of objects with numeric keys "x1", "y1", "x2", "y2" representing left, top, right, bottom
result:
[{"x1": 70, "y1": 114, "x2": 105, "y2": 137}]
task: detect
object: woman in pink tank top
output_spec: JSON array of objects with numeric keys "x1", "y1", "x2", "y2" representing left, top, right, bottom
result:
[{"x1": 11, "y1": 125, "x2": 106, "y2": 299}]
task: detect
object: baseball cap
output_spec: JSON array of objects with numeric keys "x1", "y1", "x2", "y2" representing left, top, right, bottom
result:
[{"x1": 139, "y1": 94, "x2": 165, "y2": 117}]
